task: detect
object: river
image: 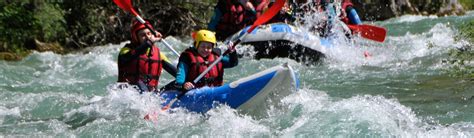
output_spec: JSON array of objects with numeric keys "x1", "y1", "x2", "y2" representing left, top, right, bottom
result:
[{"x1": 0, "y1": 11, "x2": 473, "y2": 137}]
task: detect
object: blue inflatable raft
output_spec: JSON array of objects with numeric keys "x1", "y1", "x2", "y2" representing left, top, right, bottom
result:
[
  {"x1": 159, "y1": 63, "x2": 299, "y2": 114},
  {"x1": 228, "y1": 23, "x2": 336, "y2": 64}
]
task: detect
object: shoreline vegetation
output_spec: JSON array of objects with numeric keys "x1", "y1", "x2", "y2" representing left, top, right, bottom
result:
[
  {"x1": 0, "y1": 0, "x2": 216, "y2": 60},
  {"x1": 0, "y1": 0, "x2": 472, "y2": 62}
]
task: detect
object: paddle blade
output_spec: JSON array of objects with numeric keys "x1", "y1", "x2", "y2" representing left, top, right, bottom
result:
[
  {"x1": 113, "y1": 0, "x2": 132, "y2": 12},
  {"x1": 113, "y1": 0, "x2": 139, "y2": 16},
  {"x1": 247, "y1": 0, "x2": 285, "y2": 33},
  {"x1": 348, "y1": 24, "x2": 387, "y2": 42}
]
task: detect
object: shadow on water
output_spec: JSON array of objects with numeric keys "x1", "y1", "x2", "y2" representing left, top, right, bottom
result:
[{"x1": 63, "y1": 113, "x2": 98, "y2": 129}]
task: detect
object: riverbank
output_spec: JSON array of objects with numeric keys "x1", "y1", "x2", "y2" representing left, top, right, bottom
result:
[
  {"x1": 0, "y1": 1, "x2": 472, "y2": 61},
  {"x1": 353, "y1": 0, "x2": 471, "y2": 21},
  {"x1": 0, "y1": 0, "x2": 216, "y2": 61}
]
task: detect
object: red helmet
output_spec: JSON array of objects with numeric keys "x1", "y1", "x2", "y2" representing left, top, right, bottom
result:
[{"x1": 130, "y1": 20, "x2": 154, "y2": 44}]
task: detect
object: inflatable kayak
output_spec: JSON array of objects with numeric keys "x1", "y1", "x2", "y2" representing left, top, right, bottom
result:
[
  {"x1": 228, "y1": 23, "x2": 334, "y2": 64},
  {"x1": 159, "y1": 63, "x2": 299, "y2": 114}
]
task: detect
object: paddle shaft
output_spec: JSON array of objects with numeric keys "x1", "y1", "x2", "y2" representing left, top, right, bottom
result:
[
  {"x1": 139, "y1": 17, "x2": 181, "y2": 57},
  {"x1": 113, "y1": 0, "x2": 180, "y2": 57},
  {"x1": 161, "y1": 39, "x2": 180, "y2": 57}
]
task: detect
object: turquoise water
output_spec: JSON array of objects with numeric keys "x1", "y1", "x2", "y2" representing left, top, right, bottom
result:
[{"x1": 0, "y1": 12, "x2": 473, "y2": 136}]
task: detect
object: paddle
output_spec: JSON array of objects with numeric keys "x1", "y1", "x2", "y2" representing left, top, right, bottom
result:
[
  {"x1": 143, "y1": 0, "x2": 286, "y2": 120},
  {"x1": 161, "y1": 39, "x2": 180, "y2": 57},
  {"x1": 347, "y1": 24, "x2": 387, "y2": 43},
  {"x1": 113, "y1": 0, "x2": 180, "y2": 57}
]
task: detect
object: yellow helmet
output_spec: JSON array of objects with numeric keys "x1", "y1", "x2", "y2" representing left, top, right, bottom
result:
[{"x1": 192, "y1": 29, "x2": 217, "y2": 48}]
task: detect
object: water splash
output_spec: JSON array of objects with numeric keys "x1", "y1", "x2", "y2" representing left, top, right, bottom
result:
[{"x1": 276, "y1": 89, "x2": 474, "y2": 137}]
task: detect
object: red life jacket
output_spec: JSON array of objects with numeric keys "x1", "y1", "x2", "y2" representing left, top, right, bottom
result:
[
  {"x1": 118, "y1": 44, "x2": 163, "y2": 90},
  {"x1": 215, "y1": 0, "x2": 267, "y2": 40},
  {"x1": 183, "y1": 48, "x2": 223, "y2": 88}
]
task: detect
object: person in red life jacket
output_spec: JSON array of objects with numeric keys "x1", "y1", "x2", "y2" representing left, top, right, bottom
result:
[
  {"x1": 208, "y1": 0, "x2": 269, "y2": 41},
  {"x1": 292, "y1": 0, "x2": 361, "y2": 24},
  {"x1": 175, "y1": 30, "x2": 238, "y2": 90},
  {"x1": 293, "y1": 0, "x2": 361, "y2": 36},
  {"x1": 267, "y1": 0, "x2": 296, "y2": 23},
  {"x1": 117, "y1": 20, "x2": 177, "y2": 92}
]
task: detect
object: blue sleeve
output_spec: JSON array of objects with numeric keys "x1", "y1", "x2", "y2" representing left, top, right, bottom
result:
[
  {"x1": 208, "y1": 8, "x2": 223, "y2": 31},
  {"x1": 175, "y1": 62, "x2": 188, "y2": 86},
  {"x1": 347, "y1": 7, "x2": 362, "y2": 25}
]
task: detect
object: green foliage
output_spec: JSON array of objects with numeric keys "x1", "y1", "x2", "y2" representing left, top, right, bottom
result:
[
  {"x1": 0, "y1": 2, "x2": 35, "y2": 53},
  {"x1": 34, "y1": 3, "x2": 66, "y2": 43},
  {"x1": 459, "y1": 0, "x2": 474, "y2": 10},
  {"x1": 60, "y1": 1, "x2": 117, "y2": 48},
  {"x1": 172, "y1": 0, "x2": 217, "y2": 29},
  {"x1": 0, "y1": 2, "x2": 66, "y2": 54},
  {"x1": 0, "y1": 0, "x2": 217, "y2": 55}
]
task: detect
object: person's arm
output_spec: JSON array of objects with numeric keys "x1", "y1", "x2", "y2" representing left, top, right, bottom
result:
[
  {"x1": 221, "y1": 51, "x2": 238, "y2": 68},
  {"x1": 208, "y1": 7, "x2": 223, "y2": 31},
  {"x1": 174, "y1": 55, "x2": 190, "y2": 87},
  {"x1": 346, "y1": 6, "x2": 362, "y2": 25}
]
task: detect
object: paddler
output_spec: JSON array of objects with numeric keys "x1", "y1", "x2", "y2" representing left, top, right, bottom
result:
[
  {"x1": 208, "y1": 0, "x2": 269, "y2": 40},
  {"x1": 174, "y1": 29, "x2": 239, "y2": 90},
  {"x1": 293, "y1": 0, "x2": 362, "y2": 36},
  {"x1": 117, "y1": 19, "x2": 177, "y2": 93}
]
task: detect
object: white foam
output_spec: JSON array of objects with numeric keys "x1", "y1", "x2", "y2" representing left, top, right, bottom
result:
[
  {"x1": 391, "y1": 15, "x2": 438, "y2": 23},
  {"x1": 277, "y1": 89, "x2": 474, "y2": 136},
  {"x1": 0, "y1": 106, "x2": 21, "y2": 117},
  {"x1": 0, "y1": 106, "x2": 21, "y2": 125}
]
